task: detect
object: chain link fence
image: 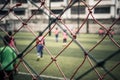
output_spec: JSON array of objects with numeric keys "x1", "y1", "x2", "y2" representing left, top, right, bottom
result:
[{"x1": 0, "y1": 0, "x2": 120, "y2": 80}]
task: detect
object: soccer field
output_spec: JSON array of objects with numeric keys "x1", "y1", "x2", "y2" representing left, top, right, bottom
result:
[{"x1": 0, "y1": 32, "x2": 120, "y2": 80}]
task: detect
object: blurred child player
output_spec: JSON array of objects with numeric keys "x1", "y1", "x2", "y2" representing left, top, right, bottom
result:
[
  {"x1": 54, "y1": 27, "x2": 59, "y2": 42},
  {"x1": 36, "y1": 31, "x2": 45, "y2": 61},
  {"x1": 62, "y1": 30, "x2": 67, "y2": 46},
  {"x1": 0, "y1": 33, "x2": 17, "y2": 80}
]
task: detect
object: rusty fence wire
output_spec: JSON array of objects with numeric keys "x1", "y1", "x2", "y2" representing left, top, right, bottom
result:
[{"x1": 0, "y1": 0, "x2": 120, "y2": 80}]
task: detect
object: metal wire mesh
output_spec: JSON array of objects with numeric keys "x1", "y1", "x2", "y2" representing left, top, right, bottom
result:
[{"x1": 0, "y1": 0, "x2": 120, "y2": 80}]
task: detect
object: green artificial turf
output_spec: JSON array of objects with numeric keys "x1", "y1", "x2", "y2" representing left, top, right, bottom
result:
[{"x1": 0, "y1": 32, "x2": 120, "y2": 80}]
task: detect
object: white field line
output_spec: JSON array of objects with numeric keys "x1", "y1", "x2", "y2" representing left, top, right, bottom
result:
[{"x1": 18, "y1": 72, "x2": 70, "y2": 80}]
